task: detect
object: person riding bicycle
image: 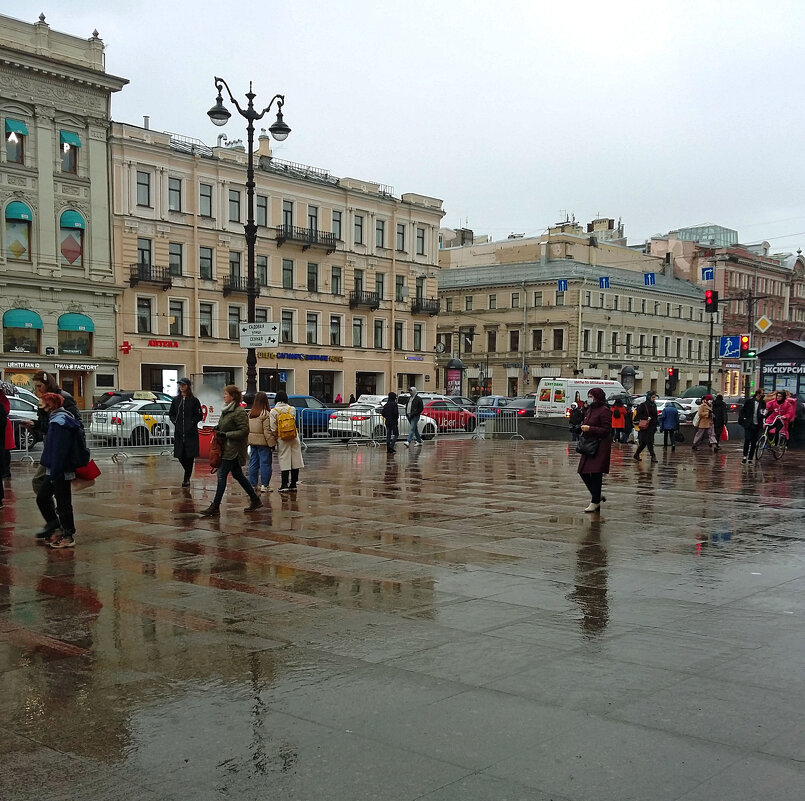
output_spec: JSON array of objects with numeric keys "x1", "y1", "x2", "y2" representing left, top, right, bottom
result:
[{"x1": 763, "y1": 390, "x2": 797, "y2": 442}]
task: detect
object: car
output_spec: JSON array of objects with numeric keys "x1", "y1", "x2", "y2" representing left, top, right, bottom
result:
[
  {"x1": 448, "y1": 395, "x2": 478, "y2": 412},
  {"x1": 475, "y1": 395, "x2": 513, "y2": 421},
  {"x1": 655, "y1": 398, "x2": 691, "y2": 422},
  {"x1": 89, "y1": 399, "x2": 174, "y2": 445},
  {"x1": 497, "y1": 396, "x2": 537, "y2": 417},
  {"x1": 93, "y1": 389, "x2": 172, "y2": 410},
  {"x1": 328, "y1": 403, "x2": 438, "y2": 441},
  {"x1": 7, "y1": 395, "x2": 41, "y2": 449},
  {"x1": 279, "y1": 395, "x2": 332, "y2": 438},
  {"x1": 421, "y1": 399, "x2": 478, "y2": 432}
]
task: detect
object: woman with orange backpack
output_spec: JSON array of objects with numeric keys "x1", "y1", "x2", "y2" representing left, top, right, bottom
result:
[{"x1": 268, "y1": 390, "x2": 305, "y2": 492}]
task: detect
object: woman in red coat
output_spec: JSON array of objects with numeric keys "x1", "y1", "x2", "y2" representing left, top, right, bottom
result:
[{"x1": 578, "y1": 387, "x2": 612, "y2": 513}]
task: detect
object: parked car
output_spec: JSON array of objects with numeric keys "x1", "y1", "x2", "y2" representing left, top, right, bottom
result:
[
  {"x1": 89, "y1": 399, "x2": 174, "y2": 445},
  {"x1": 448, "y1": 395, "x2": 477, "y2": 412},
  {"x1": 328, "y1": 403, "x2": 438, "y2": 441},
  {"x1": 475, "y1": 395, "x2": 513, "y2": 421},
  {"x1": 7, "y1": 395, "x2": 41, "y2": 449},
  {"x1": 497, "y1": 396, "x2": 537, "y2": 417},
  {"x1": 278, "y1": 395, "x2": 332, "y2": 438},
  {"x1": 421, "y1": 399, "x2": 478, "y2": 432},
  {"x1": 93, "y1": 389, "x2": 171, "y2": 410},
  {"x1": 655, "y1": 398, "x2": 692, "y2": 422}
]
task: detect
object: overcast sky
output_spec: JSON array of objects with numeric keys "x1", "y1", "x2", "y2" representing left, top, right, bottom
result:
[{"x1": 12, "y1": 1, "x2": 805, "y2": 252}]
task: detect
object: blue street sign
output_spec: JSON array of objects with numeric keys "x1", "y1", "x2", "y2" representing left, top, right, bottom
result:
[
  {"x1": 279, "y1": 371, "x2": 287, "y2": 382},
  {"x1": 557, "y1": 279, "x2": 568, "y2": 292},
  {"x1": 719, "y1": 335, "x2": 740, "y2": 358},
  {"x1": 701, "y1": 266, "x2": 714, "y2": 281},
  {"x1": 644, "y1": 272, "x2": 656, "y2": 286},
  {"x1": 599, "y1": 276, "x2": 610, "y2": 289}
]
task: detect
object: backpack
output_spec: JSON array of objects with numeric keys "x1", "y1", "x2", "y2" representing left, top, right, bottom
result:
[
  {"x1": 68, "y1": 424, "x2": 91, "y2": 469},
  {"x1": 613, "y1": 408, "x2": 622, "y2": 420},
  {"x1": 276, "y1": 408, "x2": 298, "y2": 441}
]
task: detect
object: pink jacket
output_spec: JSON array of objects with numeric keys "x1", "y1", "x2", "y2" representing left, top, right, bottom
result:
[{"x1": 765, "y1": 397, "x2": 796, "y2": 438}]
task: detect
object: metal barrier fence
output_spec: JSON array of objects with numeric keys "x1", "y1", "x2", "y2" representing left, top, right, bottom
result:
[{"x1": 473, "y1": 411, "x2": 525, "y2": 440}]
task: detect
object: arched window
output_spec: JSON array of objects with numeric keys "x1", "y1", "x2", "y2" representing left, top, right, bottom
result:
[
  {"x1": 58, "y1": 313, "x2": 94, "y2": 356},
  {"x1": 3, "y1": 309, "x2": 42, "y2": 354},
  {"x1": 5, "y1": 201, "x2": 33, "y2": 262},
  {"x1": 59, "y1": 210, "x2": 85, "y2": 267}
]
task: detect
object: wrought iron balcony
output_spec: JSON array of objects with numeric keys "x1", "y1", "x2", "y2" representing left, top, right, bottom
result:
[
  {"x1": 129, "y1": 263, "x2": 172, "y2": 289},
  {"x1": 349, "y1": 290, "x2": 381, "y2": 310},
  {"x1": 223, "y1": 275, "x2": 259, "y2": 297},
  {"x1": 275, "y1": 224, "x2": 337, "y2": 254},
  {"x1": 411, "y1": 296, "x2": 441, "y2": 316}
]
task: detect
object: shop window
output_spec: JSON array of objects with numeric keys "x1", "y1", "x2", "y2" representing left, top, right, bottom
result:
[
  {"x1": 57, "y1": 313, "x2": 93, "y2": 356},
  {"x1": 3, "y1": 309, "x2": 42, "y2": 353},
  {"x1": 59, "y1": 210, "x2": 85, "y2": 267},
  {"x1": 5, "y1": 201, "x2": 33, "y2": 261}
]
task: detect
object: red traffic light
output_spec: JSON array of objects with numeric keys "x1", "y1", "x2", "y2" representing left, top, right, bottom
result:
[
  {"x1": 704, "y1": 289, "x2": 719, "y2": 313},
  {"x1": 739, "y1": 334, "x2": 750, "y2": 356}
]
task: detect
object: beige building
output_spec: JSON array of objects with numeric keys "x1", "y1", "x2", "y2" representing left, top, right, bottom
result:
[
  {"x1": 0, "y1": 13, "x2": 126, "y2": 407},
  {"x1": 109, "y1": 122, "x2": 444, "y2": 400},
  {"x1": 437, "y1": 226, "x2": 715, "y2": 397}
]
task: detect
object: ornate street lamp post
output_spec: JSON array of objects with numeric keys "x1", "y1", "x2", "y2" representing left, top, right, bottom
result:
[{"x1": 208, "y1": 77, "x2": 290, "y2": 401}]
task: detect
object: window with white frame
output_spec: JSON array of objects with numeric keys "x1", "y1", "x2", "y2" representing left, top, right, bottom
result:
[
  {"x1": 169, "y1": 242, "x2": 183, "y2": 277},
  {"x1": 256, "y1": 195, "x2": 268, "y2": 227},
  {"x1": 136, "y1": 297, "x2": 152, "y2": 333},
  {"x1": 168, "y1": 177, "x2": 182, "y2": 212},
  {"x1": 396, "y1": 223, "x2": 405, "y2": 251},
  {"x1": 415, "y1": 226, "x2": 425, "y2": 255},
  {"x1": 308, "y1": 205, "x2": 318, "y2": 231},
  {"x1": 413, "y1": 323, "x2": 423, "y2": 351},
  {"x1": 199, "y1": 302, "x2": 214, "y2": 337},
  {"x1": 354, "y1": 214, "x2": 364, "y2": 244},
  {"x1": 373, "y1": 319, "x2": 384, "y2": 349},
  {"x1": 169, "y1": 299, "x2": 185, "y2": 336},
  {"x1": 331, "y1": 265, "x2": 342, "y2": 295},
  {"x1": 375, "y1": 219, "x2": 385, "y2": 248},
  {"x1": 199, "y1": 183, "x2": 213, "y2": 217},
  {"x1": 511, "y1": 292, "x2": 520, "y2": 308},
  {"x1": 281, "y1": 309, "x2": 294, "y2": 343},
  {"x1": 332, "y1": 210, "x2": 342, "y2": 240},
  {"x1": 257, "y1": 254, "x2": 268, "y2": 286},
  {"x1": 307, "y1": 263, "x2": 319, "y2": 292},
  {"x1": 228, "y1": 306, "x2": 242, "y2": 340},
  {"x1": 282, "y1": 200, "x2": 293, "y2": 227},
  {"x1": 282, "y1": 259, "x2": 293, "y2": 289},
  {"x1": 488, "y1": 294, "x2": 497, "y2": 310},
  {"x1": 352, "y1": 317, "x2": 364, "y2": 347},
  {"x1": 228, "y1": 189, "x2": 241, "y2": 223},
  {"x1": 330, "y1": 315, "x2": 342, "y2": 345},
  {"x1": 199, "y1": 246, "x2": 213, "y2": 280},
  {"x1": 136, "y1": 171, "x2": 151, "y2": 206},
  {"x1": 306, "y1": 312, "x2": 318, "y2": 344},
  {"x1": 394, "y1": 321, "x2": 404, "y2": 350}
]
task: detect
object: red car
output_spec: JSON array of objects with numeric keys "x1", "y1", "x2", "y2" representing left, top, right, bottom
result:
[{"x1": 421, "y1": 400, "x2": 477, "y2": 432}]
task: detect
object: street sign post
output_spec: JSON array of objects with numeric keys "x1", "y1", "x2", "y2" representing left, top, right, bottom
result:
[
  {"x1": 718, "y1": 335, "x2": 740, "y2": 358},
  {"x1": 755, "y1": 315, "x2": 772, "y2": 334},
  {"x1": 239, "y1": 322, "x2": 279, "y2": 349}
]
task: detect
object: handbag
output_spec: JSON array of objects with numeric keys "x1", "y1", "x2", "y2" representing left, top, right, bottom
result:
[
  {"x1": 208, "y1": 433, "x2": 223, "y2": 472},
  {"x1": 638, "y1": 419, "x2": 649, "y2": 431},
  {"x1": 75, "y1": 459, "x2": 101, "y2": 481},
  {"x1": 575, "y1": 435, "x2": 599, "y2": 456},
  {"x1": 674, "y1": 430, "x2": 685, "y2": 443}
]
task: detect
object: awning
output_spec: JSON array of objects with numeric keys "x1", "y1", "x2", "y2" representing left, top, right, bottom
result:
[
  {"x1": 3, "y1": 309, "x2": 43, "y2": 330},
  {"x1": 5, "y1": 118, "x2": 29, "y2": 136},
  {"x1": 60, "y1": 210, "x2": 85, "y2": 229},
  {"x1": 60, "y1": 130, "x2": 82, "y2": 148},
  {"x1": 58, "y1": 313, "x2": 94, "y2": 333},
  {"x1": 5, "y1": 201, "x2": 33, "y2": 221}
]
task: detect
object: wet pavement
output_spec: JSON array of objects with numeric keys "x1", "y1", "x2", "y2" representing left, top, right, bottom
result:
[{"x1": 1, "y1": 438, "x2": 805, "y2": 800}]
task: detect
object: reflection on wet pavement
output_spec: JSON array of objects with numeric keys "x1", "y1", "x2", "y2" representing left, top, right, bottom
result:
[{"x1": 2, "y1": 439, "x2": 805, "y2": 800}]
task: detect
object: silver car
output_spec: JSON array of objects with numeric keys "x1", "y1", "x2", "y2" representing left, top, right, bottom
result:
[
  {"x1": 89, "y1": 400, "x2": 174, "y2": 446},
  {"x1": 328, "y1": 403, "x2": 438, "y2": 441}
]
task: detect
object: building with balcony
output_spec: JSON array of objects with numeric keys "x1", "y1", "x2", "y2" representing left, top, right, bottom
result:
[
  {"x1": 0, "y1": 13, "x2": 127, "y2": 406},
  {"x1": 437, "y1": 227, "x2": 712, "y2": 397},
  {"x1": 110, "y1": 124, "x2": 444, "y2": 400}
]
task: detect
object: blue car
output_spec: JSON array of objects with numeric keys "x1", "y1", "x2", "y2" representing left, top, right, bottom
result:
[
  {"x1": 475, "y1": 395, "x2": 513, "y2": 421},
  {"x1": 282, "y1": 395, "x2": 332, "y2": 438}
]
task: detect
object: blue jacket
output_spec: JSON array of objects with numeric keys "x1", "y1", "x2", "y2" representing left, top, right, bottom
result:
[
  {"x1": 40, "y1": 409, "x2": 83, "y2": 479},
  {"x1": 658, "y1": 405, "x2": 680, "y2": 431}
]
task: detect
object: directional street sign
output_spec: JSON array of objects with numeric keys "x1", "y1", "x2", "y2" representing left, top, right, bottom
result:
[
  {"x1": 239, "y1": 322, "x2": 279, "y2": 349},
  {"x1": 755, "y1": 315, "x2": 773, "y2": 334},
  {"x1": 719, "y1": 335, "x2": 741, "y2": 358},
  {"x1": 701, "y1": 266, "x2": 714, "y2": 281}
]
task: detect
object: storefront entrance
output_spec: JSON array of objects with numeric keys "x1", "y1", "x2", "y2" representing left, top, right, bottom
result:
[
  {"x1": 309, "y1": 370, "x2": 337, "y2": 403},
  {"x1": 259, "y1": 368, "x2": 285, "y2": 394},
  {"x1": 355, "y1": 372, "x2": 381, "y2": 397},
  {"x1": 142, "y1": 364, "x2": 182, "y2": 395},
  {"x1": 60, "y1": 371, "x2": 87, "y2": 410}
]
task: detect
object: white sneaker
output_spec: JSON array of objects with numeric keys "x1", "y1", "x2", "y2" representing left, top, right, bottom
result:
[
  {"x1": 260, "y1": 485, "x2": 271, "y2": 493},
  {"x1": 404, "y1": 442, "x2": 410, "y2": 448}
]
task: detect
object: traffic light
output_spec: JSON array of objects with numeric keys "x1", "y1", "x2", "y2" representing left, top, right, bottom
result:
[
  {"x1": 704, "y1": 289, "x2": 719, "y2": 313},
  {"x1": 665, "y1": 367, "x2": 679, "y2": 394},
  {"x1": 739, "y1": 334, "x2": 750, "y2": 356}
]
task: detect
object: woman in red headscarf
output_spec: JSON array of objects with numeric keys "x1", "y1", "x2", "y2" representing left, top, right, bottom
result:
[{"x1": 578, "y1": 387, "x2": 612, "y2": 512}]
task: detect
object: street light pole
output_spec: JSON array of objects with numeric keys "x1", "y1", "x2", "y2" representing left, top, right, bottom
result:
[{"x1": 208, "y1": 77, "x2": 290, "y2": 402}]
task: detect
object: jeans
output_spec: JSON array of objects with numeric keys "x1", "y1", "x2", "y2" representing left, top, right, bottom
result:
[
  {"x1": 407, "y1": 414, "x2": 423, "y2": 444},
  {"x1": 579, "y1": 472, "x2": 603, "y2": 503},
  {"x1": 212, "y1": 458, "x2": 259, "y2": 506},
  {"x1": 36, "y1": 475, "x2": 75, "y2": 534},
  {"x1": 248, "y1": 446, "x2": 273, "y2": 486},
  {"x1": 385, "y1": 422, "x2": 399, "y2": 451}
]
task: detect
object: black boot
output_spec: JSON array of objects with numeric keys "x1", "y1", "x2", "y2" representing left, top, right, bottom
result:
[
  {"x1": 279, "y1": 470, "x2": 290, "y2": 492},
  {"x1": 289, "y1": 469, "x2": 299, "y2": 490},
  {"x1": 200, "y1": 504, "x2": 220, "y2": 517}
]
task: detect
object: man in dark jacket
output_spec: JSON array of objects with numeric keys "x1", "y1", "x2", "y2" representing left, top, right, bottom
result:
[
  {"x1": 633, "y1": 391, "x2": 659, "y2": 463},
  {"x1": 170, "y1": 378, "x2": 203, "y2": 486},
  {"x1": 381, "y1": 392, "x2": 400, "y2": 453},
  {"x1": 568, "y1": 402, "x2": 585, "y2": 441},
  {"x1": 405, "y1": 387, "x2": 424, "y2": 447},
  {"x1": 738, "y1": 389, "x2": 766, "y2": 463},
  {"x1": 712, "y1": 394, "x2": 727, "y2": 450}
]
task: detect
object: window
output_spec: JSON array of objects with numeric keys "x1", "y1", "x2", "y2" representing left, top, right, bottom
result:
[
  {"x1": 374, "y1": 319, "x2": 384, "y2": 349},
  {"x1": 331, "y1": 266, "x2": 342, "y2": 295},
  {"x1": 666, "y1": 302, "x2": 671, "y2": 316},
  {"x1": 199, "y1": 302, "x2": 213, "y2": 337},
  {"x1": 199, "y1": 246, "x2": 213, "y2": 280},
  {"x1": 511, "y1": 292, "x2": 520, "y2": 308},
  {"x1": 307, "y1": 312, "x2": 318, "y2": 344},
  {"x1": 282, "y1": 259, "x2": 293, "y2": 289},
  {"x1": 228, "y1": 306, "x2": 241, "y2": 340},
  {"x1": 509, "y1": 329, "x2": 520, "y2": 351},
  {"x1": 416, "y1": 227, "x2": 425, "y2": 256},
  {"x1": 255, "y1": 308, "x2": 268, "y2": 323},
  {"x1": 354, "y1": 269, "x2": 364, "y2": 294},
  {"x1": 5, "y1": 120, "x2": 26, "y2": 164},
  {"x1": 375, "y1": 219, "x2": 385, "y2": 248},
  {"x1": 599, "y1": 293, "x2": 605, "y2": 307},
  {"x1": 597, "y1": 330, "x2": 604, "y2": 353},
  {"x1": 413, "y1": 323, "x2": 423, "y2": 351},
  {"x1": 697, "y1": 340, "x2": 703, "y2": 360},
  {"x1": 60, "y1": 139, "x2": 78, "y2": 173},
  {"x1": 639, "y1": 334, "x2": 646, "y2": 354},
  {"x1": 396, "y1": 223, "x2": 405, "y2": 251},
  {"x1": 169, "y1": 300, "x2": 184, "y2": 336},
  {"x1": 640, "y1": 299, "x2": 646, "y2": 314},
  {"x1": 582, "y1": 329, "x2": 590, "y2": 351},
  {"x1": 415, "y1": 276, "x2": 425, "y2": 299},
  {"x1": 59, "y1": 211, "x2": 84, "y2": 267},
  {"x1": 664, "y1": 336, "x2": 671, "y2": 357},
  {"x1": 137, "y1": 297, "x2": 152, "y2": 333},
  {"x1": 307, "y1": 205, "x2": 318, "y2": 231},
  {"x1": 229, "y1": 251, "x2": 241, "y2": 280},
  {"x1": 584, "y1": 291, "x2": 591, "y2": 306},
  {"x1": 611, "y1": 332, "x2": 618, "y2": 353},
  {"x1": 533, "y1": 291, "x2": 543, "y2": 307},
  {"x1": 625, "y1": 333, "x2": 633, "y2": 355},
  {"x1": 553, "y1": 329, "x2": 564, "y2": 351},
  {"x1": 168, "y1": 177, "x2": 182, "y2": 211},
  {"x1": 282, "y1": 200, "x2": 293, "y2": 227},
  {"x1": 465, "y1": 295, "x2": 473, "y2": 311},
  {"x1": 354, "y1": 214, "x2": 364, "y2": 244},
  {"x1": 330, "y1": 315, "x2": 341, "y2": 345},
  {"x1": 556, "y1": 291, "x2": 565, "y2": 307},
  {"x1": 256, "y1": 195, "x2": 268, "y2": 227},
  {"x1": 228, "y1": 189, "x2": 241, "y2": 223},
  {"x1": 281, "y1": 310, "x2": 294, "y2": 343},
  {"x1": 332, "y1": 210, "x2": 342, "y2": 240},
  {"x1": 687, "y1": 339, "x2": 693, "y2": 359},
  {"x1": 199, "y1": 183, "x2": 213, "y2": 217},
  {"x1": 627, "y1": 297, "x2": 633, "y2": 312},
  {"x1": 375, "y1": 272, "x2": 385, "y2": 299},
  {"x1": 532, "y1": 329, "x2": 542, "y2": 351},
  {"x1": 352, "y1": 317, "x2": 363, "y2": 347},
  {"x1": 446, "y1": 297, "x2": 453, "y2": 312},
  {"x1": 676, "y1": 337, "x2": 682, "y2": 358},
  {"x1": 255, "y1": 255, "x2": 268, "y2": 286},
  {"x1": 57, "y1": 317, "x2": 91, "y2": 356},
  {"x1": 488, "y1": 294, "x2": 497, "y2": 310},
  {"x1": 137, "y1": 237, "x2": 152, "y2": 267},
  {"x1": 488, "y1": 330, "x2": 497, "y2": 352},
  {"x1": 396, "y1": 276, "x2": 405, "y2": 302},
  {"x1": 307, "y1": 263, "x2": 319, "y2": 292},
  {"x1": 394, "y1": 321, "x2": 404, "y2": 350},
  {"x1": 652, "y1": 335, "x2": 658, "y2": 356},
  {"x1": 136, "y1": 171, "x2": 151, "y2": 206},
  {"x1": 169, "y1": 242, "x2": 183, "y2": 277},
  {"x1": 612, "y1": 295, "x2": 619, "y2": 311}
]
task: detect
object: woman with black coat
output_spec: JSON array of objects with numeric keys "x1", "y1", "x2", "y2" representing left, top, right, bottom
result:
[
  {"x1": 381, "y1": 392, "x2": 400, "y2": 453},
  {"x1": 577, "y1": 387, "x2": 612, "y2": 512},
  {"x1": 633, "y1": 391, "x2": 659, "y2": 463},
  {"x1": 169, "y1": 378, "x2": 203, "y2": 487},
  {"x1": 712, "y1": 394, "x2": 727, "y2": 450}
]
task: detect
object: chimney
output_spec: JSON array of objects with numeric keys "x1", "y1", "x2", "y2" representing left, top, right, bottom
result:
[
  {"x1": 143, "y1": 115, "x2": 150, "y2": 130},
  {"x1": 257, "y1": 128, "x2": 272, "y2": 157}
]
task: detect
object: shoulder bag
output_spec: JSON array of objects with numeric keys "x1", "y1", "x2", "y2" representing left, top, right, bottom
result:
[{"x1": 575, "y1": 435, "x2": 599, "y2": 456}]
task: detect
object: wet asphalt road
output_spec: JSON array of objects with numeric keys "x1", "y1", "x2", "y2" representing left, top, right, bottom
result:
[{"x1": 1, "y1": 438, "x2": 804, "y2": 800}]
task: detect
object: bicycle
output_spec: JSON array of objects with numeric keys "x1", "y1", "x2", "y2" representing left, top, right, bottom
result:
[{"x1": 756, "y1": 419, "x2": 788, "y2": 462}]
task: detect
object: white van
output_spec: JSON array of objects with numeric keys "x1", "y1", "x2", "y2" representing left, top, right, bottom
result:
[{"x1": 532, "y1": 378, "x2": 627, "y2": 417}]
